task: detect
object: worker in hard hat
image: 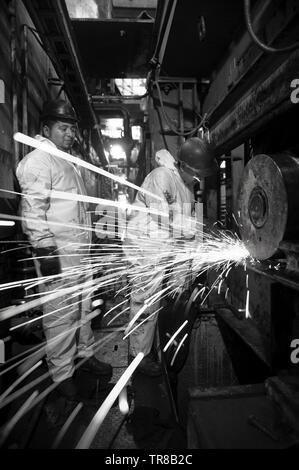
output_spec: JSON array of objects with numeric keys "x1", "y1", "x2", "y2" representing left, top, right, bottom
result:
[
  {"x1": 124, "y1": 138, "x2": 218, "y2": 376},
  {"x1": 16, "y1": 99, "x2": 112, "y2": 400}
]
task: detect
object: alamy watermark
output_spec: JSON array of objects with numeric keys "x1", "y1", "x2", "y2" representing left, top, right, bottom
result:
[
  {"x1": 94, "y1": 202, "x2": 203, "y2": 241},
  {"x1": 290, "y1": 339, "x2": 299, "y2": 365},
  {"x1": 290, "y1": 79, "x2": 299, "y2": 104}
]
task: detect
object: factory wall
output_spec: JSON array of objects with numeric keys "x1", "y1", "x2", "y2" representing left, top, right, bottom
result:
[{"x1": 0, "y1": 0, "x2": 100, "y2": 202}]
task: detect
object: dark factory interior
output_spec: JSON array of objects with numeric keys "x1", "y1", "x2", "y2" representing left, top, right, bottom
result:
[{"x1": 0, "y1": 0, "x2": 299, "y2": 452}]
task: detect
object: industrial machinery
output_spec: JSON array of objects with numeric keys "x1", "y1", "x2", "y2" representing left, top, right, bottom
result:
[{"x1": 239, "y1": 153, "x2": 299, "y2": 261}]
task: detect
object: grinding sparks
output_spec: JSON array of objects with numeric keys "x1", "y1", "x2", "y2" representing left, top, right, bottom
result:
[
  {"x1": 163, "y1": 321, "x2": 188, "y2": 353},
  {"x1": 0, "y1": 165, "x2": 255, "y2": 449},
  {"x1": 0, "y1": 221, "x2": 15, "y2": 227},
  {"x1": 76, "y1": 353, "x2": 144, "y2": 449},
  {"x1": 245, "y1": 289, "x2": 251, "y2": 319},
  {"x1": 170, "y1": 334, "x2": 189, "y2": 367}
]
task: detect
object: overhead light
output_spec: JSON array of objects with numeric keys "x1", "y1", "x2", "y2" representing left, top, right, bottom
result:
[{"x1": 110, "y1": 145, "x2": 126, "y2": 160}]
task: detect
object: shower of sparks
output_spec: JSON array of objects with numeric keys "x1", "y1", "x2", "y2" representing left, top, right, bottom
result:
[
  {"x1": 76, "y1": 353, "x2": 144, "y2": 449},
  {"x1": 163, "y1": 321, "x2": 188, "y2": 353},
  {"x1": 0, "y1": 327, "x2": 123, "y2": 413},
  {"x1": 0, "y1": 155, "x2": 257, "y2": 448},
  {"x1": 122, "y1": 307, "x2": 163, "y2": 341}
]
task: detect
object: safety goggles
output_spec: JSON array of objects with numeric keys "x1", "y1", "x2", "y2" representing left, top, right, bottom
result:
[
  {"x1": 178, "y1": 160, "x2": 203, "y2": 177},
  {"x1": 179, "y1": 158, "x2": 218, "y2": 178}
]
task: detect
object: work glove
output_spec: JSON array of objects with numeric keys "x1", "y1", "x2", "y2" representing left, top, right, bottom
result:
[{"x1": 35, "y1": 246, "x2": 61, "y2": 277}]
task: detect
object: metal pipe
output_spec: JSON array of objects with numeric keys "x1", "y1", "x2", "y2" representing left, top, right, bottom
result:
[
  {"x1": 91, "y1": 94, "x2": 148, "y2": 101},
  {"x1": 9, "y1": 0, "x2": 18, "y2": 165},
  {"x1": 22, "y1": 25, "x2": 29, "y2": 158},
  {"x1": 55, "y1": 0, "x2": 108, "y2": 166},
  {"x1": 178, "y1": 82, "x2": 184, "y2": 146}
]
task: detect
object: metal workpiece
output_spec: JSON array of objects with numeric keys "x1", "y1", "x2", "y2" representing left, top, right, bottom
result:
[{"x1": 239, "y1": 153, "x2": 299, "y2": 260}]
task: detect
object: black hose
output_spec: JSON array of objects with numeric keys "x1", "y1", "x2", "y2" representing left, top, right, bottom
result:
[
  {"x1": 153, "y1": 81, "x2": 208, "y2": 138},
  {"x1": 244, "y1": 0, "x2": 299, "y2": 53}
]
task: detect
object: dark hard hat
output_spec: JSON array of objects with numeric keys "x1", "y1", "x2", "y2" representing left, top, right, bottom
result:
[
  {"x1": 41, "y1": 99, "x2": 78, "y2": 124},
  {"x1": 178, "y1": 137, "x2": 218, "y2": 177}
]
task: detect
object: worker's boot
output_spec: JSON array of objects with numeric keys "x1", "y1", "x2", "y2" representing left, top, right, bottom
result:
[
  {"x1": 137, "y1": 353, "x2": 162, "y2": 377},
  {"x1": 78, "y1": 356, "x2": 112, "y2": 377},
  {"x1": 56, "y1": 377, "x2": 79, "y2": 401}
]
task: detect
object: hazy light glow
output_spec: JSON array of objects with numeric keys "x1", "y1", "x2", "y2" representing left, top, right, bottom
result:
[
  {"x1": 110, "y1": 144, "x2": 126, "y2": 161},
  {"x1": 115, "y1": 78, "x2": 147, "y2": 97}
]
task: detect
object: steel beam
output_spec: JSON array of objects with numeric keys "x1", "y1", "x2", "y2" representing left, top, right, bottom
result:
[{"x1": 211, "y1": 48, "x2": 299, "y2": 155}]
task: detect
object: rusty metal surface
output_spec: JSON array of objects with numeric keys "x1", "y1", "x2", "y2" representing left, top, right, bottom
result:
[
  {"x1": 187, "y1": 384, "x2": 295, "y2": 449},
  {"x1": 239, "y1": 153, "x2": 299, "y2": 260},
  {"x1": 204, "y1": 0, "x2": 299, "y2": 126},
  {"x1": 216, "y1": 308, "x2": 270, "y2": 366},
  {"x1": 210, "y1": 49, "x2": 299, "y2": 155}
]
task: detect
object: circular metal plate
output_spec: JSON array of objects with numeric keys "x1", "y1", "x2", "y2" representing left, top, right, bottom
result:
[{"x1": 239, "y1": 154, "x2": 288, "y2": 260}]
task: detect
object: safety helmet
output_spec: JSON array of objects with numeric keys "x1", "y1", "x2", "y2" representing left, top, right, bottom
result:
[
  {"x1": 41, "y1": 99, "x2": 78, "y2": 124},
  {"x1": 178, "y1": 137, "x2": 218, "y2": 177}
]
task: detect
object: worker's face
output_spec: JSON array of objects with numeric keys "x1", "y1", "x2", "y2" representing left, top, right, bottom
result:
[
  {"x1": 178, "y1": 161, "x2": 201, "y2": 186},
  {"x1": 43, "y1": 121, "x2": 77, "y2": 151}
]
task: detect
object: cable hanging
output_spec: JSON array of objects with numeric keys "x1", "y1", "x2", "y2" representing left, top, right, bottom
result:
[
  {"x1": 244, "y1": 0, "x2": 299, "y2": 53},
  {"x1": 152, "y1": 80, "x2": 208, "y2": 138}
]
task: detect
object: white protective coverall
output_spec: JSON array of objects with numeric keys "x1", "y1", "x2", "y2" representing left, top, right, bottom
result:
[
  {"x1": 17, "y1": 136, "x2": 95, "y2": 383},
  {"x1": 124, "y1": 150, "x2": 196, "y2": 357}
]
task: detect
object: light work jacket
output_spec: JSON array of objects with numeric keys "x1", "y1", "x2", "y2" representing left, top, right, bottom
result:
[{"x1": 17, "y1": 135, "x2": 91, "y2": 249}]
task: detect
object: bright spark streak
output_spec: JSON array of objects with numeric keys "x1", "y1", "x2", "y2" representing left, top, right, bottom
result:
[
  {"x1": 0, "y1": 272, "x2": 120, "y2": 322},
  {"x1": 13, "y1": 133, "x2": 163, "y2": 202},
  {"x1": 170, "y1": 334, "x2": 189, "y2": 367},
  {"x1": 124, "y1": 304, "x2": 148, "y2": 336},
  {"x1": 0, "y1": 221, "x2": 15, "y2": 227},
  {"x1": 0, "y1": 328, "x2": 122, "y2": 411},
  {"x1": 51, "y1": 191, "x2": 169, "y2": 218},
  {"x1": 76, "y1": 353, "x2": 144, "y2": 449},
  {"x1": 163, "y1": 321, "x2": 189, "y2": 353},
  {"x1": 122, "y1": 308, "x2": 163, "y2": 341},
  {"x1": 119, "y1": 387, "x2": 129, "y2": 416},
  {"x1": 245, "y1": 289, "x2": 251, "y2": 319},
  {"x1": 0, "y1": 391, "x2": 39, "y2": 447},
  {"x1": 0, "y1": 360, "x2": 42, "y2": 402},
  {"x1": 107, "y1": 307, "x2": 130, "y2": 326},
  {"x1": 0, "y1": 212, "x2": 96, "y2": 235},
  {"x1": 104, "y1": 300, "x2": 127, "y2": 318},
  {"x1": 52, "y1": 402, "x2": 84, "y2": 449}
]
